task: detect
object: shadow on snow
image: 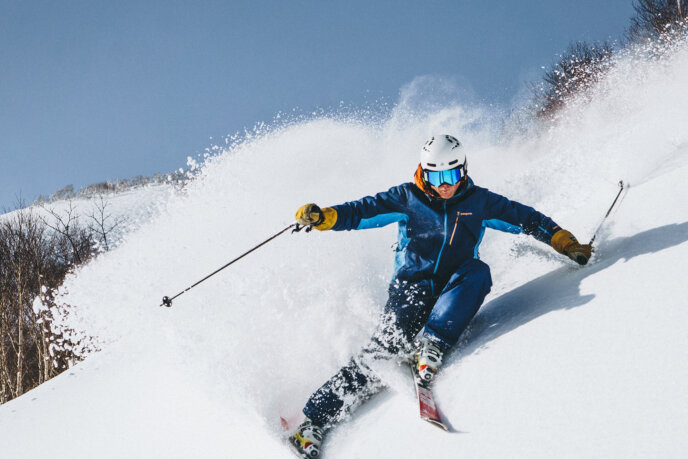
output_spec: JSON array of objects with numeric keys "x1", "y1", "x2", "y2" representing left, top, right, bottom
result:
[{"x1": 454, "y1": 221, "x2": 688, "y2": 360}]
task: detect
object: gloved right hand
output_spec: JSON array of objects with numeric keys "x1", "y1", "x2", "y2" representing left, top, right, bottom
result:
[
  {"x1": 551, "y1": 229, "x2": 593, "y2": 265},
  {"x1": 295, "y1": 203, "x2": 337, "y2": 231}
]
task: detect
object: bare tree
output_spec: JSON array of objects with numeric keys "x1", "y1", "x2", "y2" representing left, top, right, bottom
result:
[
  {"x1": 0, "y1": 209, "x2": 49, "y2": 398},
  {"x1": 40, "y1": 200, "x2": 95, "y2": 265},
  {"x1": 627, "y1": 0, "x2": 687, "y2": 42},
  {"x1": 51, "y1": 184, "x2": 75, "y2": 201},
  {"x1": 533, "y1": 41, "x2": 614, "y2": 118},
  {"x1": 1, "y1": 205, "x2": 98, "y2": 404},
  {"x1": 86, "y1": 194, "x2": 124, "y2": 252}
]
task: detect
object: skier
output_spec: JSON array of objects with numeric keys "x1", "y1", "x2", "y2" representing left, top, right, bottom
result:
[{"x1": 288, "y1": 135, "x2": 592, "y2": 458}]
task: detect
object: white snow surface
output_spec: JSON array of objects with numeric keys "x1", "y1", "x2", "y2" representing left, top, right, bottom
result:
[{"x1": 2, "y1": 41, "x2": 688, "y2": 458}]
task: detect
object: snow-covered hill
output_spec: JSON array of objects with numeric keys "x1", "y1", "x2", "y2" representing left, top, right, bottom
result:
[
  {"x1": 1, "y1": 40, "x2": 688, "y2": 458},
  {"x1": 1, "y1": 183, "x2": 178, "y2": 252}
]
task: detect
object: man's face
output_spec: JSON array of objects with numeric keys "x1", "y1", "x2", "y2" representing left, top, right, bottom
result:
[{"x1": 431, "y1": 182, "x2": 460, "y2": 199}]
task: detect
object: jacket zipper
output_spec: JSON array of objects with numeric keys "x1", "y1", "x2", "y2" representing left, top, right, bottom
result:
[
  {"x1": 431, "y1": 201, "x2": 448, "y2": 296},
  {"x1": 449, "y1": 211, "x2": 460, "y2": 246}
]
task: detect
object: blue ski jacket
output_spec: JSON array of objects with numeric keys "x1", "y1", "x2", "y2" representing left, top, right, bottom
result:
[{"x1": 330, "y1": 177, "x2": 560, "y2": 296}]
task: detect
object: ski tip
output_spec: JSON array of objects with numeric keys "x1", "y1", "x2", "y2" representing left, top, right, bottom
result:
[
  {"x1": 421, "y1": 415, "x2": 451, "y2": 432},
  {"x1": 436, "y1": 421, "x2": 451, "y2": 432},
  {"x1": 280, "y1": 417, "x2": 290, "y2": 432}
]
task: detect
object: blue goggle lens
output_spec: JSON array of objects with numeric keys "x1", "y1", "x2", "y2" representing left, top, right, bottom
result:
[{"x1": 424, "y1": 167, "x2": 463, "y2": 187}]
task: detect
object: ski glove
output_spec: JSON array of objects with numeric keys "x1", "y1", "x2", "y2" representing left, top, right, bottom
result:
[
  {"x1": 551, "y1": 229, "x2": 593, "y2": 265},
  {"x1": 295, "y1": 203, "x2": 337, "y2": 231}
]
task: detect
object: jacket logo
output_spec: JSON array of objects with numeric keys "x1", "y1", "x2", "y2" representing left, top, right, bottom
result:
[{"x1": 458, "y1": 212, "x2": 473, "y2": 216}]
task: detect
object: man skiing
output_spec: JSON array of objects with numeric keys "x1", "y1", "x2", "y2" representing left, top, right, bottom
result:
[{"x1": 288, "y1": 135, "x2": 592, "y2": 458}]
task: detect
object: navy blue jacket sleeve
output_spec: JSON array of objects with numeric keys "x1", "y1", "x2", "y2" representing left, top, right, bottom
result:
[
  {"x1": 483, "y1": 190, "x2": 560, "y2": 244},
  {"x1": 330, "y1": 184, "x2": 409, "y2": 231}
]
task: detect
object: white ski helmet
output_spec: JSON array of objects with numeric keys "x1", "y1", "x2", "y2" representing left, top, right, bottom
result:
[{"x1": 420, "y1": 135, "x2": 466, "y2": 172}]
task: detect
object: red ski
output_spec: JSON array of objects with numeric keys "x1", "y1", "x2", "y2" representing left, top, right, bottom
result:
[{"x1": 410, "y1": 364, "x2": 449, "y2": 431}]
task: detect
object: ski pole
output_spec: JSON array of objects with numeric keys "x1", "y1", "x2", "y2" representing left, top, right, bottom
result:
[
  {"x1": 588, "y1": 180, "x2": 625, "y2": 246},
  {"x1": 160, "y1": 222, "x2": 307, "y2": 307}
]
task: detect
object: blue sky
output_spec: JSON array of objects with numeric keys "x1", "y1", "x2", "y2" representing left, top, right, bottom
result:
[{"x1": 1, "y1": 0, "x2": 635, "y2": 209}]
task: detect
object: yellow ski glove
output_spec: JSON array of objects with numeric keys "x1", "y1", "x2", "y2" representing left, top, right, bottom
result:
[
  {"x1": 295, "y1": 203, "x2": 337, "y2": 231},
  {"x1": 551, "y1": 229, "x2": 593, "y2": 265}
]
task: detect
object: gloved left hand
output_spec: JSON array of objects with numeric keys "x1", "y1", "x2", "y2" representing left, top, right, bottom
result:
[
  {"x1": 295, "y1": 203, "x2": 337, "y2": 231},
  {"x1": 551, "y1": 229, "x2": 593, "y2": 265}
]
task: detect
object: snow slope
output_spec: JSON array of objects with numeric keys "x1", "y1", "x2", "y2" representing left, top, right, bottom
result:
[
  {"x1": 1, "y1": 40, "x2": 688, "y2": 458},
  {"x1": 1, "y1": 183, "x2": 179, "y2": 252}
]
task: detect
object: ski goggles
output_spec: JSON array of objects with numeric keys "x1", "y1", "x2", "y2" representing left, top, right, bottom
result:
[{"x1": 423, "y1": 166, "x2": 464, "y2": 187}]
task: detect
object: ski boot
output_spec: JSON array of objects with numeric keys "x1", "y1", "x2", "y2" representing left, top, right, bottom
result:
[
  {"x1": 413, "y1": 337, "x2": 443, "y2": 387},
  {"x1": 288, "y1": 417, "x2": 324, "y2": 458}
]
